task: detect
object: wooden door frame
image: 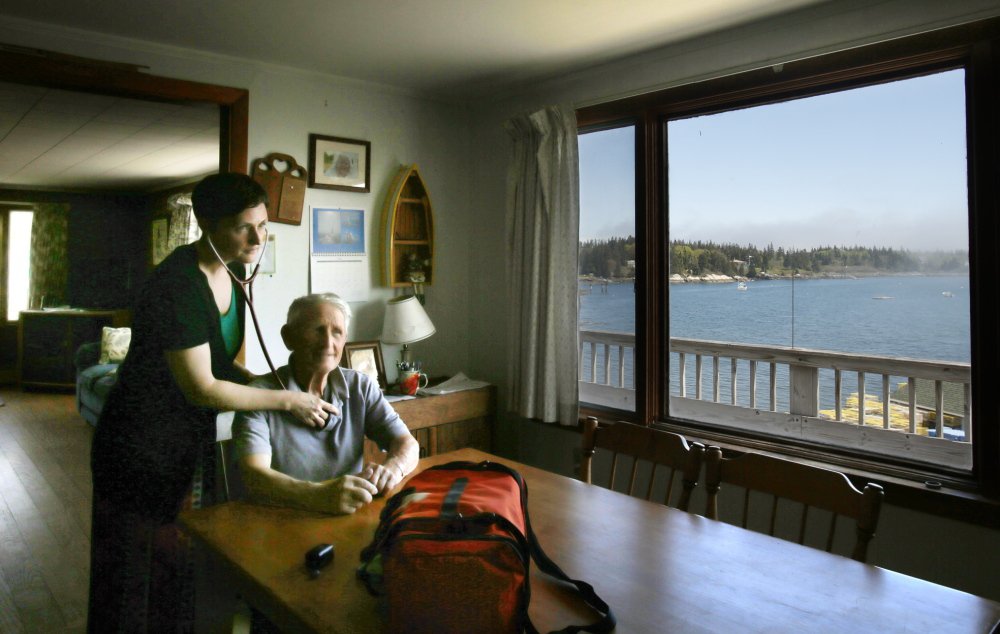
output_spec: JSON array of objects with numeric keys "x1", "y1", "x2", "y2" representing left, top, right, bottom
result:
[
  {"x1": 0, "y1": 46, "x2": 248, "y2": 173},
  {"x1": 0, "y1": 46, "x2": 250, "y2": 367}
]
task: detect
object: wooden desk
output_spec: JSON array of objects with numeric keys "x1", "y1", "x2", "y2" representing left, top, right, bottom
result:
[
  {"x1": 367, "y1": 386, "x2": 495, "y2": 461},
  {"x1": 180, "y1": 449, "x2": 1000, "y2": 633}
]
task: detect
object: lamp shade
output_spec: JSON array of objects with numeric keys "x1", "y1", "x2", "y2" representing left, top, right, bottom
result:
[{"x1": 381, "y1": 296, "x2": 436, "y2": 345}]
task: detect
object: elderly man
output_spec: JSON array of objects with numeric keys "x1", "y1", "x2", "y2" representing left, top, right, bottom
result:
[{"x1": 233, "y1": 293, "x2": 419, "y2": 514}]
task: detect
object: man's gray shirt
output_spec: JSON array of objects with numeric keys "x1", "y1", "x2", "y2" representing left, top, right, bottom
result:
[{"x1": 233, "y1": 365, "x2": 408, "y2": 482}]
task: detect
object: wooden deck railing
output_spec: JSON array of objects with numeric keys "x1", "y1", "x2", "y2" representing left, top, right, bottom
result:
[
  {"x1": 578, "y1": 329, "x2": 636, "y2": 411},
  {"x1": 579, "y1": 329, "x2": 971, "y2": 443}
]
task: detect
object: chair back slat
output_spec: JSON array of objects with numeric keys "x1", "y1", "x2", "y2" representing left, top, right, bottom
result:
[
  {"x1": 662, "y1": 468, "x2": 675, "y2": 506},
  {"x1": 580, "y1": 417, "x2": 705, "y2": 512},
  {"x1": 798, "y1": 505, "x2": 809, "y2": 545},
  {"x1": 741, "y1": 489, "x2": 751, "y2": 529},
  {"x1": 627, "y1": 459, "x2": 640, "y2": 495},
  {"x1": 608, "y1": 452, "x2": 620, "y2": 490},
  {"x1": 646, "y1": 464, "x2": 658, "y2": 500},
  {"x1": 704, "y1": 447, "x2": 884, "y2": 562},
  {"x1": 826, "y1": 514, "x2": 837, "y2": 552}
]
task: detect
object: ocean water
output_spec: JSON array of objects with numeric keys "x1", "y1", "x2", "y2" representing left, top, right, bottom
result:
[{"x1": 579, "y1": 275, "x2": 970, "y2": 409}]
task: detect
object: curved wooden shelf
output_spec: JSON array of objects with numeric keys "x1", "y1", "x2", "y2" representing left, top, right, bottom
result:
[{"x1": 380, "y1": 164, "x2": 434, "y2": 288}]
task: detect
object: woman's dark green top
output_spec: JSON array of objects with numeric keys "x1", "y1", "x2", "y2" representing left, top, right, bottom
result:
[{"x1": 91, "y1": 243, "x2": 246, "y2": 521}]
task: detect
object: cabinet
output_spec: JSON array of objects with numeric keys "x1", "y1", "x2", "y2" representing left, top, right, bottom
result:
[
  {"x1": 18, "y1": 309, "x2": 130, "y2": 389},
  {"x1": 379, "y1": 164, "x2": 434, "y2": 288},
  {"x1": 364, "y1": 385, "x2": 495, "y2": 462}
]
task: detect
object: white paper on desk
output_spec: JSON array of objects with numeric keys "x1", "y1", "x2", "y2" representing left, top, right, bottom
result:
[
  {"x1": 421, "y1": 372, "x2": 489, "y2": 395},
  {"x1": 383, "y1": 394, "x2": 416, "y2": 403}
]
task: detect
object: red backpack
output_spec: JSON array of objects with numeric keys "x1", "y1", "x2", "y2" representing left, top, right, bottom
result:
[{"x1": 358, "y1": 460, "x2": 615, "y2": 633}]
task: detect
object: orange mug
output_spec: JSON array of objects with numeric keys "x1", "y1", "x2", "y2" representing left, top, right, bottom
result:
[{"x1": 399, "y1": 370, "x2": 429, "y2": 396}]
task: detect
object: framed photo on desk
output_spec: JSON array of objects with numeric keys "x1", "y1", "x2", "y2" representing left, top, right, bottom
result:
[{"x1": 341, "y1": 340, "x2": 386, "y2": 389}]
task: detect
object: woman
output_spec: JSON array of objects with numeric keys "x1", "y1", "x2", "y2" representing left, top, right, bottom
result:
[{"x1": 88, "y1": 173, "x2": 334, "y2": 632}]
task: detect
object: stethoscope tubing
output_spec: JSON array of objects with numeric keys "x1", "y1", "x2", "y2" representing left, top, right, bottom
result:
[{"x1": 205, "y1": 228, "x2": 288, "y2": 390}]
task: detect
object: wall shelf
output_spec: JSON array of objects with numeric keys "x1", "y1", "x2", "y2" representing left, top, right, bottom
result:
[{"x1": 380, "y1": 164, "x2": 434, "y2": 288}]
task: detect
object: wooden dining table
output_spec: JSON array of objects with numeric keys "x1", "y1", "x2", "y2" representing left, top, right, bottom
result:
[{"x1": 179, "y1": 448, "x2": 1000, "y2": 633}]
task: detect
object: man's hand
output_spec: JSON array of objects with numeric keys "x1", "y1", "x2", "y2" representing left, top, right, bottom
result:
[
  {"x1": 359, "y1": 462, "x2": 404, "y2": 494},
  {"x1": 319, "y1": 475, "x2": 378, "y2": 514}
]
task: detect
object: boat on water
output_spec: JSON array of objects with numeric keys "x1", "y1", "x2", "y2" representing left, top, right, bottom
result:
[
  {"x1": 942, "y1": 291, "x2": 954, "y2": 297},
  {"x1": 737, "y1": 281, "x2": 748, "y2": 291},
  {"x1": 872, "y1": 295, "x2": 894, "y2": 300}
]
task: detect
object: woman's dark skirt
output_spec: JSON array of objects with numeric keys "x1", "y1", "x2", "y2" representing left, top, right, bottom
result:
[{"x1": 87, "y1": 445, "x2": 215, "y2": 633}]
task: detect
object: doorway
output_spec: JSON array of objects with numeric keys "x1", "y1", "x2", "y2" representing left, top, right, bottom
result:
[{"x1": 0, "y1": 46, "x2": 249, "y2": 383}]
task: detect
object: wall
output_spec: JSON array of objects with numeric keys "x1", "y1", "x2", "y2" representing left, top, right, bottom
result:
[
  {"x1": 0, "y1": 16, "x2": 475, "y2": 385},
  {"x1": 463, "y1": 0, "x2": 1000, "y2": 603},
  {"x1": 67, "y1": 194, "x2": 147, "y2": 309},
  {"x1": 241, "y1": 72, "x2": 474, "y2": 383}
]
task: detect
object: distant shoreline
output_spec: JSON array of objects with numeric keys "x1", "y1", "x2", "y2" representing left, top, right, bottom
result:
[{"x1": 578, "y1": 271, "x2": 968, "y2": 285}]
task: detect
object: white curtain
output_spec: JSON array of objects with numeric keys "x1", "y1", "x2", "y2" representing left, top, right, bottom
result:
[
  {"x1": 504, "y1": 105, "x2": 580, "y2": 426},
  {"x1": 167, "y1": 192, "x2": 199, "y2": 250}
]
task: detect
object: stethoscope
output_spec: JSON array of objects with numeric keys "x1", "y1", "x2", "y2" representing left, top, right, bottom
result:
[{"x1": 204, "y1": 228, "x2": 288, "y2": 390}]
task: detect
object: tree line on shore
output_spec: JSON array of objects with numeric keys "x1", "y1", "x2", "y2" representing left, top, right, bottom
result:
[{"x1": 578, "y1": 236, "x2": 967, "y2": 278}]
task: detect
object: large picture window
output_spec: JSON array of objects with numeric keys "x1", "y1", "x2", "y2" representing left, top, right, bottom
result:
[
  {"x1": 667, "y1": 70, "x2": 970, "y2": 470},
  {"x1": 578, "y1": 125, "x2": 637, "y2": 413},
  {"x1": 577, "y1": 18, "x2": 1000, "y2": 501}
]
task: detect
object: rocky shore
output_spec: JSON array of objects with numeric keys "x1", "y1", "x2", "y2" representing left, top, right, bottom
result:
[
  {"x1": 669, "y1": 273, "x2": 740, "y2": 283},
  {"x1": 666, "y1": 270, "x2": 941, "y2": 283},
  {"x1": 582, "y1": 270, "x2": 954, "y2": 285}
]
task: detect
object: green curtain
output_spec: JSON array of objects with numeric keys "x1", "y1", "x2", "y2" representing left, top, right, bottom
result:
[{"x1": 28, "y1": 203, "x2": 70, "y2": 309}]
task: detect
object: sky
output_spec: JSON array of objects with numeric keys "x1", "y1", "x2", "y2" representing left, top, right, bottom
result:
[{"x1": 578, "y1": 69, "x2": 969, "y2": 251}]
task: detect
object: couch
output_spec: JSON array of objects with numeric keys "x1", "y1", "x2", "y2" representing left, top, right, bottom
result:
[
  {"x1": 74, "y1": 341, "x2": 120, "y2": 426},
  {"x1": 74, "y1": 338, "x2": 237, "y2": 458}
]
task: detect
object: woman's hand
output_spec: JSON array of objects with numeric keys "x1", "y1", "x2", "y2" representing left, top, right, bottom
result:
[{"x1": 288, "y1": 391, "x2": 338, "y2": 428}]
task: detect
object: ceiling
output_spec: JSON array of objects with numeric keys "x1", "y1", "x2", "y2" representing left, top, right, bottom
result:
[
  {"x1": 0, "y1": 81, "x2": 219, "y2": 192},
  {"x1": 0, "y1": 0, "x2": 827, "y2": 192}
]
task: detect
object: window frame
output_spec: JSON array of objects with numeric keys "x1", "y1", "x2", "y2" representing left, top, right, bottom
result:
[
  {"x1": 0, "y1": 208, "x2": 7, "y2": 323},
  {"x1": 577, "y1": 18, "x2": 1000, "y2": 513}
]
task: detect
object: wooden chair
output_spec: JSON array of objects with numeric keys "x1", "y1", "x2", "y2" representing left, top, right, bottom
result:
[
  {"x1": 580, "y1": 417, "x2": 705, "y2": 511},
  {"x1": 703, "y1": 447, "x2": 884, "y2": 562}
]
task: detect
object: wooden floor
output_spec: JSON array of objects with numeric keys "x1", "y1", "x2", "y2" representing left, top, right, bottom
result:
[{"x1": 0, "y1": 389, "x2": 92, "y2": 633}]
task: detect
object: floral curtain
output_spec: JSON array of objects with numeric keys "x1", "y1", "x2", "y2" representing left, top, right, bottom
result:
[
  {"x1": 28, "y1": 203, "x2": 70, "y2": 309},
  {"x1": 504, "y1": 105, "x2": 581, "y2": 426}
]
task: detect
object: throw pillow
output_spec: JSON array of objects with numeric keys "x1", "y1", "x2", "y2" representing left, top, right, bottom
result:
[{"x1": 99, "y1": 326, "x2": 131, "y2": 364}]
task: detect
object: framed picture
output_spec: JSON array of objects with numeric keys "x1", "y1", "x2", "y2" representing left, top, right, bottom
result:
[
  {"x1": 340, "y1": 340, "x2": 387, "y2": 389},
  {"x1": 151, "y1": 217, "x2": 169, "y2": 265},
  {"x1": 308, "y1": 133, "x2": 371, "y2": 192},
  {"x1": 311, "y1": 208, "x2": 365, "y2": 256}
]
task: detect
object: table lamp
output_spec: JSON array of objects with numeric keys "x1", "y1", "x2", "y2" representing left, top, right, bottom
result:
[{"x1": 381, "y1": 295, "x2": 436, "y2": 366}]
